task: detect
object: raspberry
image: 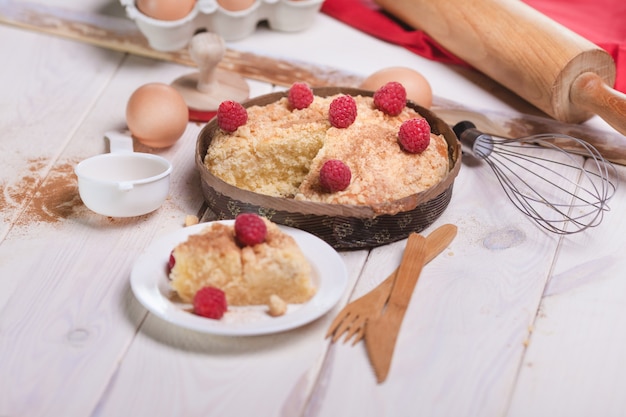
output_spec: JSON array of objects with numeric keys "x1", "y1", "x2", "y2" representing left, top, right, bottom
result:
[
  {"x1": 234, "y1": 213, "x2": 267, "y2": 246},
  {"x1": 373, "y1": 81, "x2": 407, "y2": 116},
  {"x1": 167, "y1": 251, "x2": 175, "y2": 274},
  {"x1": 398, "y1": 118, "x2": 431, "y2": 153},
  {"x1": 193, "y1": 286, "x2": 228, "y2": 319},
  {"x1": 328, "y1": 95, "x2": 357, "y2": 128},
  {"x1": 288, "y1": 82, "x2": 314, "y2": 110},
  {"x1": 217, "y1": 100, "x2": 247, "y2": 132},
  {"x1": 319, "y1": 159, "x2": 351, "y2": 192}
]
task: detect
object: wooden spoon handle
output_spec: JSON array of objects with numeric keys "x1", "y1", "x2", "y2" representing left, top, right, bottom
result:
[{"x1": 571, "y1": 72, "x2": 626, "y2": 136}]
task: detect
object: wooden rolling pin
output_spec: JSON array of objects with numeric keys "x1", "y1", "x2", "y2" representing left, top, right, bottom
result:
[{"x1": 375, "y1": 0, "x2": 626, "y2": 135}]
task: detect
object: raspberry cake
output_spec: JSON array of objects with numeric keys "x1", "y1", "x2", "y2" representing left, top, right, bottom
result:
[
  {"x1": 196, "y1": 85, "x2": 461, "y2": 249},
  {"x1": 169, "y1": 215, "x2": 316, "y2": 306},
  {"x1": 204, "y1": 82, "x2": 449, "y2": 210}
]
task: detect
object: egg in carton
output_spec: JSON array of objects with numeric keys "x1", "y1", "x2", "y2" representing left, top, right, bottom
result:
[{"x1": 120, "y1": 0, "x2": 325, "y2": 51}]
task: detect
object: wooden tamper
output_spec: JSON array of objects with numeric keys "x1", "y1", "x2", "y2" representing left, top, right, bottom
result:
[{"x1": 171, "y1": 32, "x2": 249, "y2": 121}]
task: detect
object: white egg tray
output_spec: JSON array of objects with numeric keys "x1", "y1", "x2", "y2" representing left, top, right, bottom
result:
[{"x1": 120, "y1": 0, "x2": 325, "y2": 51}]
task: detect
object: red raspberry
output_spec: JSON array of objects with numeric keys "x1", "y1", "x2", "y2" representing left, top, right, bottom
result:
[
  {"x1": 167, "y1": 251, "x2": 175, "y2": 274},
  {"x1": 373, "y1": 82, "x2": 407, "y2": 116},
  {"x1": 328, "y1": 95, "x2": 357, "y2": 128},
  {"x1": 217, "y1": 100, "x2": 247, "y2": 132},
  {"x1": 234, "y1": 213, "x2": 267, "y2": 246},
  {"x1": 193, "y1": 286, "x2": 228, "y2": 319},
  {"x1": 398, "y1": 118, "x2": 431, "y2": 153},
  {"x1": 319, "y1": 159, "x2": 351, "y2": 192},
  {"x1": 288, "y1": 82, "x2": 314, "y2": 110}
]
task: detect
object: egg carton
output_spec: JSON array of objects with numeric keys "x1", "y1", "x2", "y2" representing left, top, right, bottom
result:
[{"x1": 120, "y1": 0, "x2": 325, "y2": 51}]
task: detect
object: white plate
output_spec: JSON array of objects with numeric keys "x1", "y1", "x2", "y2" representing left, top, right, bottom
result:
[{"x1": 131, "y1": 221, "x2": 348, "y2": 336}]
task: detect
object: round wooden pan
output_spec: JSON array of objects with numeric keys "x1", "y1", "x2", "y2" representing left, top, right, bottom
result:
[{"x1": 195, "y1": 87, "x2": 461, "y2": 249}]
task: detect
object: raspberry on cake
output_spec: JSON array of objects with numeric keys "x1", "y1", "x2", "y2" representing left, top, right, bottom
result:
[
  {"x1": 168, "y1": 250, "x2": 175, "y2": 273},
  {"x1": 398, "y1": 118, "x2": 431, "y2": 154},
  {"x1": 193, "y1": 286, "x2": 228, "y2": 319},
  {"x1": 169, "y1": 217, "x2": 316, "y2": 306},
  {"x1": 288, "y1": 82, "x2": 314, "y2": 110},
  {"x1": 217, "y1": 100, "x2": 248, "y2": 132},
  {"x1": 319, "y1": 159, "x2": 351, "y2": 192},
  {"x1": 328, "y1": 95, "x2": 357, "y2": 128},
  {"x1": 234, "y1": 213, "x2": 267, "y2": 246},
  {"x1": 373, "y1": 81, "x2": 407, "y2": 116}
]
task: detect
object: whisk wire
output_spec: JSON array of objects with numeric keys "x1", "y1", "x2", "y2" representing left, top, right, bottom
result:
[{"x1": 482, "y1": 149, "x2": 582, "y2": 234}]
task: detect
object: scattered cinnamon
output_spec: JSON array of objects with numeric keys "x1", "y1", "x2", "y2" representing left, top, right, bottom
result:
[{"x1": 0, "y1": 158, "x2": 83, "y2": 225}]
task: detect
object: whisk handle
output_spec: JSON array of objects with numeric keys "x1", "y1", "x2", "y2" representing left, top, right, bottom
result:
[
  {"x1": 571, "y1": 72, "x2": 626, "y2": 136},
  {"x1": 453, "y1": 121, "x2": 494, "y2": 158}
]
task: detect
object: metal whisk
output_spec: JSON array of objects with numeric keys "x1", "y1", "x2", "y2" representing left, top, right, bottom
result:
[{"x1": 453, "y1": 121, "x2": 618, "y2": 235}]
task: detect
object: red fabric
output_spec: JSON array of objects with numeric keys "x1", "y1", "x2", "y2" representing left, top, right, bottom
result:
[
  {"x1": 320, "y1": 0, "x2": 626, "y2": 93},
  {"x1": 188, "y1": 109, "x2": 216, "y2": 122}
]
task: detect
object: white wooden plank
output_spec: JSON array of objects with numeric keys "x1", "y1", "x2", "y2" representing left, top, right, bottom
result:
[{"x1": 507, "y1": 163, "x2": 626, "y2": 417}]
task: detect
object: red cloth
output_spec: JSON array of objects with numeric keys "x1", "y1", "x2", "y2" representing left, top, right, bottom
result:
[{"x1": 320, "y1": 0, "x2": 626, "y2": 93}]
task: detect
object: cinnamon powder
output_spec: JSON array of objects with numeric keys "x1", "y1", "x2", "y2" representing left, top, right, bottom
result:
[{"x1": 0, "y1": 158, "x2": 83, "y2": 225}]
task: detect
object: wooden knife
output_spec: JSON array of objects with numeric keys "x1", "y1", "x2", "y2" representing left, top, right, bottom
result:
[
  {"x1": 364, "y1": 227, "x2": 455, "y2": 383},
  {"x1": 365, "y1": 234, "x2": 427, "y2": 383}
]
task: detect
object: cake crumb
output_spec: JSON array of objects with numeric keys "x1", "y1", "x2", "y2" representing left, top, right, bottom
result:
[
  {"x1": 268, "y1": 294, "x2": 287, "y2": 317},
  {"x1": 184, "y1": 215, "x2": 199, "y2": 227}
]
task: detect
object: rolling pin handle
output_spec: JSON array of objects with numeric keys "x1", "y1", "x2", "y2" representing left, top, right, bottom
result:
[{"x1": 571, "y1": 72, "x2": 626, "y2": 136}]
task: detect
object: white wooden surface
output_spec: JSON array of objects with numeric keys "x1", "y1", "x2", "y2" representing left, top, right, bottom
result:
[{"x1": 1, "y1": 1, "x2": 626, "y2": 417}]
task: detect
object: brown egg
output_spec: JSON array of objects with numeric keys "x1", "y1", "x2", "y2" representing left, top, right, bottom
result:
[
  {"x1": 217, "y1": 0, "x2": 256, "y2": 12},
  {"x1": 136, "y1": 0, "x2": 196, "y2": 21},
  {"x1": 126, "y1": 83, "x2": 189, "y2": 148},
  {"x1": 360, "y1": 67, "x2": 433, "y2": 109}
]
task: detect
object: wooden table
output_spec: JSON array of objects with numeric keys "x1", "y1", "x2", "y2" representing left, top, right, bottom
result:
[{"x1": 1, "y1": 1, "x2": 625, "y2": 416}]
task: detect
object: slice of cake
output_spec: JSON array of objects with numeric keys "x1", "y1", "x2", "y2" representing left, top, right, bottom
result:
[{"x1": 169, "y1": 215, "x2": 316, "y2": 306}]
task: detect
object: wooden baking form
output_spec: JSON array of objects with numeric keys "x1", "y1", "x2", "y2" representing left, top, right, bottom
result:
[{"x1": 195, "y1": 87, "x2": 462, "y2": 249}]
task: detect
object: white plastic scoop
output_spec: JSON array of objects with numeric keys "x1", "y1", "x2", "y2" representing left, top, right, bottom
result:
[{"x1": 75, "y1": 131, "x2": 172, "y2": 217}]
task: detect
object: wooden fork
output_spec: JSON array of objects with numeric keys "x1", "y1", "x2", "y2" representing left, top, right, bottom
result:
[{"x1": 325, "y1": 224, "x2": 457, "y2": 345}]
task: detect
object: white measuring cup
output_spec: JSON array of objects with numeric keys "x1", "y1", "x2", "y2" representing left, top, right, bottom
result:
[{"x1": 75, "y1": 131, "x2": 173, "y2": 217}]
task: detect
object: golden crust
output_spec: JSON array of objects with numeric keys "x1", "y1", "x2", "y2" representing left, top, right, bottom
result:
[
  {"x1": 169, "y1": 219, "x2": 315, "y2": 306},
  {"x1": 204, "y1": 94, "x2": 449, "y2": 207}
]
